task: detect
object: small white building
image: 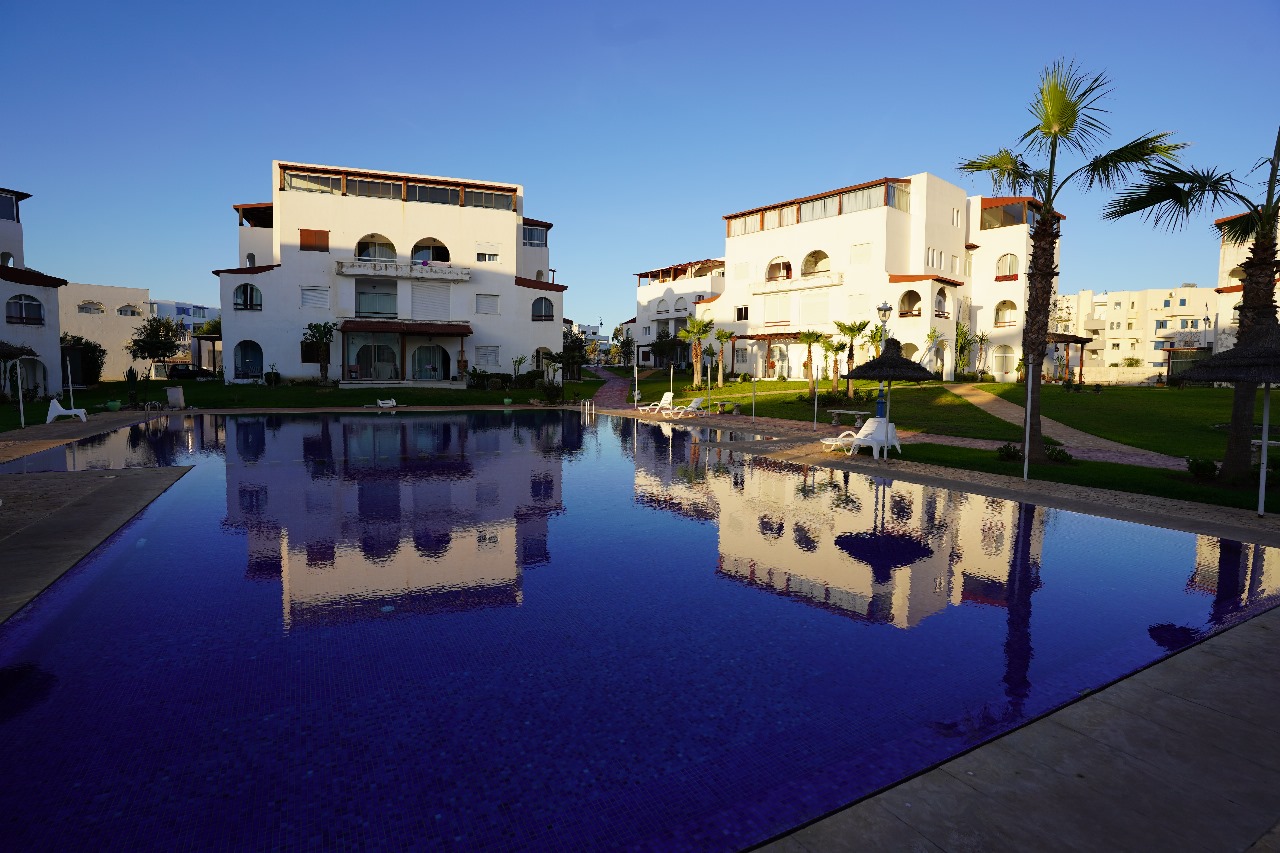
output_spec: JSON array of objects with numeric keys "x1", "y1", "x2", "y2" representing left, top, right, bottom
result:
[
  {"x1": 217, "y1": 161, "x2": 565, "y2": 385},
  {"x1": 631, "y1": 258, "x2": 726, "y2": 366},
  {"x1": 1, "y1": 185, "x2": 66, "y2": 397},
  {"x1": 60, "y1": 283, "x2": 149, "y2": 381}
]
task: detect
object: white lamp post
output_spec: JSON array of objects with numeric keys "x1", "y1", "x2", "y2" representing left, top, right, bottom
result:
[{"x1": 875, "y1": 302, "x2": 892, "y2": 417}]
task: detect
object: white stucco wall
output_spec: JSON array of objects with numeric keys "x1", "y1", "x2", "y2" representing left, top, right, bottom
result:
[
  {"x1": 2, "y1": 280, "x2": 63, "y2": 396},
  {"x1": 59, "y1": 282, "x2": 150, "y2": 380}
]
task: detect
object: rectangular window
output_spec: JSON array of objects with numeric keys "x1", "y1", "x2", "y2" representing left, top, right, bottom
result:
[
  {"x1": 1163, "y1": 299, "x2": 1171, "y2": 307},
  {"x1": 522, "y1": 226, "x2": 548, "y2": 247},
  {"x1": 799, "y1": 195, "x2": 839, "y2": 223},
  {"x1": 763, "y1": 293, "x2": 789, "y2": 326},
  {"x1": 411, "y1": 282, "x2": 449, "y2": 320},
  {"x1": 1179, "y1": 298, "x2": 1187, "y2": 307},
  {"x1": 1114, "y1": 301, "x2": 1121, "y2": 309},
  {"x1": 284, "y1": 172, "x2": 341, "y2": 194},
  {"x1": 735, "y1": 305, "x2": 749, "y2": 322},
  {"x1": 463, "y1": 191, "x2": 514, "y2": 210},
  {"x1": 964, "y1": 252, "x2": 973, "y2": 277},
  {"x1": 952, "y1": 208, "x2": 961, "y2": 227},
  {"x1": 299, "y1": 229, "x2": 329, "y2": 252},
  {"x1": 193, "y1": 307, "x2": 207, "y2": 319},
  {"x1": 301, "y1": 287, "x2": 330, "y2": 309},
  {"x1": 1127, "y1": 322, "x2": 1133, "y2": 330},
  {"x1": 1111, "y1": 343, "x2": 1120, "y2": 350},
  {"x1": 475, "y1": 345, "x2": 499, "y2": 367},
  {"x1": 799, "y1": 291, "x2": 828, "y2": 325},
  {"x1": 886, "y1": 182, "x2": 910, "y2": 212},
  {"x1": 347, "y1": 178, "x2": 398, "y2": 199},
  {"x1": 476, "y1": 253, "x2": 498, "y2": 263},
  {"x1": 475, "y1": 294, "x2": 499, "y2": 314},
  {"x1": 0, "y1": 193, "x2": 16, "y2": 222},
  {"x1": 1156, "y1": 320, "x2": 1169, "y2": 330},
  {"x1": 735, "y1": 349, "x2": 748, "y2": 364},
  {"x1": 727, "y1": 214, "x2": 761, "y2": 237},
  {"x1": 841, "y1": 186, "x2": 882, "y2": 215},
  {"x1": 406, "y1": 184, "x2": 460, "y2": 205},
  {"x1": 642, "y1": 326, "x2": 651, "y2": 337},
  {"x1": 1181, "y1": 319, "x2": 1189, "y2": 329},
  {"x1": 951, "y1": 255, "x2": 959, "y2": 274}
]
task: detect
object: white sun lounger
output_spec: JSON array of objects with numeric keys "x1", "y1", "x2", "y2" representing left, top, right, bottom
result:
[{"x1": 47, "y1": 399, "x2": 87, "y2": 424}]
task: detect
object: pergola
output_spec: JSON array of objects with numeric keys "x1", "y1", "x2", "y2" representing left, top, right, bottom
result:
[{"x1": 1046, "y1": 332, "x2": 1094, "y2": 383}]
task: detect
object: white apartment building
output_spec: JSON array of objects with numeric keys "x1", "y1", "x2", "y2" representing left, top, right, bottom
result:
[
  {"x1": 217, "y1": 161, "x2": 565, "y2": 384},
  {"x1": 1, "y1": 185, "x2": 66, "y2": 397},
  {"x1": 634, "y1": 174, "x2": 1058, "y2": 383},
  {"x1": 60, "y1": 283, "x2": 149, "y2": 380},
  {"x1": 631, "y1": 259, "x2": 726, "y2": 366}
]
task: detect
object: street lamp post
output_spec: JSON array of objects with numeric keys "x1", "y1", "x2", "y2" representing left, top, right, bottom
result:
[{"x1": 875, "y1": 301, "x2": 892, "y2": 417}]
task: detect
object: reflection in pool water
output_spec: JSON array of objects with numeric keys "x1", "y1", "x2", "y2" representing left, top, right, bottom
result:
[{"x1": 0, "y1": 412, "x2": 1276, "y2": 851}]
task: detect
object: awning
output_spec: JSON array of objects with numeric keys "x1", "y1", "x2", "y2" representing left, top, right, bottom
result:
[{"x1": 339, "y1": 319, "x2": 472, "y2": 335}]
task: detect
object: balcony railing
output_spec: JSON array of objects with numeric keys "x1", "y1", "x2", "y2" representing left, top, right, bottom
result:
[
  {"x1": 994, "y1": 320, "x2": 1017, "y2": 328},
  {"x1": 336, "y1": 259, "x2": 471, "y2": 282},
  {"x1": 750, "y1": 271, "x2": 843, "y2": 295},
  {"x1": 899, "y1": 309, "x2": 922, "y2": 318},
  {"x1": 934, "y1": 310, "x2": 950, "y2": 319},
  {"x1": 5, "y1": 315, "x2": 44, "y2": 326}
]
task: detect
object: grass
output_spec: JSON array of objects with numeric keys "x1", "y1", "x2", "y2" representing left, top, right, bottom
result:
[
  {"x1": 0, "y1": 377, "x2": 606, "y2": 434},
  {"x1": 902, "y1": 442, "x2": 1280, "y2": 513},
  {"x1": 979, "y1": 383, "x2": 1261, "y2": 459}
]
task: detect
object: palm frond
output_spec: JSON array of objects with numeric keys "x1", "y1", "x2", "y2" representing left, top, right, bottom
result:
[
  {"x1": 1218, "y1": 210, "x2": 1266, "y2": 245},
  {"x1": 958, "y1": 149, "x2": 1038, "y2": 195},
  {"x1": 1075, "y1": 132, "x2": 1186, "y2": 191},
  {"x1": 1102, "y1": 163, "x2": 1255, "y2": 231},
  {"x1": 1020, "y1": 60, "x2": 1112, "y2": 157}
]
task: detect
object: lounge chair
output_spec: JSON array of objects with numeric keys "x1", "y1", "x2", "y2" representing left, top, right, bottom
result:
[
  {"x1": 362, "y1": 399, "x2": 398, "y2": 409},
  {"x1": 665, "y1": 397, "x2": 709, "y2": 418},
  {"x1": 820, "y1": 430, "x2": 858, "y2": 453},
  {"x1": 846, "y1": 419, "x2": 901, "y2": 459},
  {"x1": 637, "y1": 391, "x2": 674, "y2": 414},
  {"x1": 47, "y1": 399, "x2": 87, "y2": 424}
]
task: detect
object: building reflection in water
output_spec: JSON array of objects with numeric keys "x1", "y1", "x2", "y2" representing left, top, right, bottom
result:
[
  {"x1": 220, "y1": 412, "x2": 567, "y2": 630},
  {"x1": 1149, "y1": 536, "x2": 1279, "y2": 651}
]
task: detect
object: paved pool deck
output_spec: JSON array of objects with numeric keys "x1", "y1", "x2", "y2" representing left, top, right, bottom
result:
[{"x1": 2, "y1": 403, "x2": 1279, "y2": 851}]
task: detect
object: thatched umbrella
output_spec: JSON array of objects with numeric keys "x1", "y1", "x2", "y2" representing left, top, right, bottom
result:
[
  {"x1": 1173, "y1": 325, "x2": 1280, "y2": 516},
  {"x1": 841, "y1": 338, "x2": 936, "y2": 461}
]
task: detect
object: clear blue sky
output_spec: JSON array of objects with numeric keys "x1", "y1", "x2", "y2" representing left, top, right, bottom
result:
[{"x1": 6, "y1": 0, "x2": 1276, "y2": 334}]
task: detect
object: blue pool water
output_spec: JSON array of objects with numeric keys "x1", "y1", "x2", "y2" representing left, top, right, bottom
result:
[{"x1": 0, "y1": 411, "x2": 1276, "y2": 851}]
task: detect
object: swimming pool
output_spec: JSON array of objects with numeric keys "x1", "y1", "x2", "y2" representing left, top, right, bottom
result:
[{"x1": 0, "y1": 411, "x2": 1275, "y2": 850}]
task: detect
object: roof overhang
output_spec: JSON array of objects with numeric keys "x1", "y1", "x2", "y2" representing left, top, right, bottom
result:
[
  {"x1": 233, "y1": 203, "x2": 273, "y2": 228},
  {"x1": 522, "y1": 218, "x2": 554, "y2": 230},
  {"x1": 723, "y1": 177, "x2": 908, "y2": 220},
  {"x1": 338, "y1": 319, "x2": 473, "y2": 335},
  {"x1": 0, "y1": 266, "x2": 68, "y2": 288},
  {"x1": 888, "y1": 274, "x2": 964, "y2": 287},
  {"x1": 634, "y1": 258, "x2": 725, "y2": 279},
  {"x1": 0, "y1": 187, "x2": 33, "y2": 203},
  {"x1": 211, "y1": 264, "x2": 281, "y2": 277},
  {"x1": 515, "y1": 276, "x2": 567, "y2": 292}
]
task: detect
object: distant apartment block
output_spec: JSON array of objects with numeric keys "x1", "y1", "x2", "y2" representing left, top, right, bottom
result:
[{"x1": 216, "y1": 161, "x2": 565, "y2": 384}]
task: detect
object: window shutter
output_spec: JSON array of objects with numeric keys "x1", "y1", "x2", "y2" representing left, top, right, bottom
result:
[
  {"x1": 411, "y1": 283, "x2": 450, "y2": 320},
  {"x1": 476, "y1": 294, "x2": 499, "y2": 314},
  {"x1": 300, "y1": 287, "x2": 330, "y2": 309},
  {"x1": 299, "y1": 229, "x2": 329, "y2": 252}
]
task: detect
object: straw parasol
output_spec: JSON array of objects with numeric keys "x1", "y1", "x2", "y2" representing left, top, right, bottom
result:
[
  {"x1": 1174, "y1": 324, "x2": 1280, "y2": 516},
  {"x1": 841, "y1": 338, "x2": 936, "y2": 461}
]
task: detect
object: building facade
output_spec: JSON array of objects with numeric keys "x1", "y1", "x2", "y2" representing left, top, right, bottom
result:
[
  {"x1": 631, "y1": 173, "x2": 1058, "y2": 383},
  {"x1": 217, "y1": 161, "x2": 566, "y2": 385},
  {"x1": 1, "y1": 185, "x2": 66, "y2": 397},
  {"x1": 630, "y1": 259, "x2": 726, "y2": 366}
]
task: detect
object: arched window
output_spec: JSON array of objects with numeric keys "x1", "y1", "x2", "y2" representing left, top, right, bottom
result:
[
  {"x1": 246, "y1": 252, "x2": 256, "y2": 267},
  {"x1": 0, "y1": 252, "x2": 12, "y2": 266},
  {"x1": 77, "y1": 301, "x2": 105, "y2": 315},
  {"x1": 766, "y1": 257, "x2": 792, "y2": 281},
  {"x1": 801, "y1": 250, "x2": 830, "y2": 276},
  {"x1": 233, "y1": 340, "x2": 264, "y2": 379},
  {"x1": 992, "y1": 344, "x2": 1016, "y2": 377},
  {"x1": 532, "y1": 297, "x2": 554, "y2": 322},
  {"x1": 674, "y1": 297, "x2": 687, "y2": 313},
  {"x1": 411, "y1": 238, "x2": 450, "y2": 264},
  {"x1": 535, "y1": 270, "x2": 545, "y2": 281},
  {"x1": 995, "y1": 300, "x2": 1018, "y2": 327},
  {"x1": 118, "y1": 304, "x2": 142, "y2": 316},
  {"x1": 5, "y1": 294, "x2": 43, "y2": 326},
  {"x1": 356, "y1": 234, "x2": 396, "y2": 261},
  {"x1": 934, "y1": 288, "x2": 948, "y2": 318},
  {"x1": 656, "y1": 299, "x2": 669, "y2": 315},
  {"x1": 997, "y1": 254, "x2": 1019, "y2": 277},
  {"x1": 898, "y1": 291, "x2": 922, "y2": 317},
  {"x1": 233, "y1": 283, "x2": 263, "y2": 311}
]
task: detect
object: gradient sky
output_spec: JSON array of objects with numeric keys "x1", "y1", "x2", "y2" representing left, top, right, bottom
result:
[{"x1": 5, "y1": 0, "x2": 1276, "y2": 334}]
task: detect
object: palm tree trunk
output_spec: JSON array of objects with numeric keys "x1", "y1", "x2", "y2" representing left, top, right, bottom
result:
[
  {"x1": 807, "y1": 343, "x2": 816, "y2": 398},
  {"x1": 1220, "y1": 228, "x2": 1280, "y2": 482},
  {"x1": 1022, "y1": 214, "x2": 1058, "y2": 464},
  {"x1": 845, "y1": 348, "x2": 855, "y2": 396}
]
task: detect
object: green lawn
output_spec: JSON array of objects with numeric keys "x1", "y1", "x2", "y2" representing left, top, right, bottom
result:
[
  {"x1": 0, "y1": 378, "x2": 606, "y2": 434},
  {"x1": 979, "y1": 383, "x2": 1259, "y2": 459},
  {"x1": 903, "y1": 442, "x2": 1280, "y2": 513}
]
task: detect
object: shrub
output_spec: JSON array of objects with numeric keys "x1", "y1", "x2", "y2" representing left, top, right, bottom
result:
[
  {"x1": 996, "y1": 443, "x2": 1023, "y2": 462},
  {"x1": 1122, "y1": 357, "x2": 1143, "y2": 367},
  {"x1": 1044, "y1": 445, "x2": 1073, "y2": 463},
  {"x1": 816, "y1": 390, "x2": 851, "y2": 406},
  {"x1": 1187, "y1": 457, "x2": 1218, "y2": 480},
  {"x1": 535, "y1": 378, "x2": 564, "y2": 404},
  {"x1": 737, "y1": 372, "x2": 752, "y2": 382}
]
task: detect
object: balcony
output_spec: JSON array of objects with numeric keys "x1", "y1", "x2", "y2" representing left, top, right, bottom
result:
[
  {"x1": 1082, "y1": 317, "x2": 1105, "y2": 331},
  {"x1": 750, "y1": 271, "x2": 843, "y2": 296},
  {"x1": 335, "y1": 259, "x2": 471, "y2": 282}
]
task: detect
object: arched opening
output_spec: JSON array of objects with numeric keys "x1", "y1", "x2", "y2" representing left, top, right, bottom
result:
[
  {"x1": 898, "y1": 291, "x2": 922, "y2": 317},
  {"x1": 934, "y1": 288, "x2": 948, "y2": 318},
  {"x1": 532, "y1": 297, "x2": 554, "y2": 321},
  {"x1": 801, "y1": 250, "x2": 830, "y2": 276},
  {"x1": 995, "y1": 300, "x2": 1018, "y2": 327},
  {"x1": 6, "y1": 358, "x2": 47, "y2": 397},
  {"x1": 411, "y1": 238, "x2": 450, "y2": 264},
  {"x1": 77, "y1": 301, "x2": 105, "y2": 315},
  {"x1": 656, "y1": 298, "x2": 669, "y2": 315},
  {"x1": 674, "y1": 297, "x2": 687, "y2": 314},
  {"x1": 356, "y1": 233, "x2": 396, "y2": 262},
  {"x1": 233, "y1": 283, "x2": 262, "y2": 311},
  {"x1": 245, "y1": 252, "x2": 256, "y2": 267},
  {"x1": 533, "y1": 346, "x2": 554, "y2": 370},
  {"x1": 410, "y1": 344, "x2": 451, "y2": 380},
  {"x1": 0, "y1": 252, "x2": 12, "y2": 266},
  {"x1": 353, "y1": 342, "x2": 400, "y2": 381},
  {"x1": 766, "y1": 257, "x2": 792, "y2": 281},
  {"x1": 768, "y1": 344, "x2": 789, "y2": 379},
  {"x1": 5, "y1": 294, "x2": 44, "y2": 326},
  {"x1": 535, "y1": 270, "x2": 545, "y2": 281},
  {"x1": 997, "y1": 253, "x2": 1019, "y2": 277},
  {"x1": 992, "y1": 345, "x2": 1016, "y2": 380},
  {"x1": 118, "y1": 304, "x2": 142, "y2": 316},
  {"x1": 901, "y1": 342, "x2": 920, "y2": 360},
  {"x1": 233, "y1": 340, "x2": 264, "y2": 379}
]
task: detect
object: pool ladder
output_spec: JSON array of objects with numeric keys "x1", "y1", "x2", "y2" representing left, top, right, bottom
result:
[{"x1": 579, "y1": 399, "x2": 596, "y2": 418}]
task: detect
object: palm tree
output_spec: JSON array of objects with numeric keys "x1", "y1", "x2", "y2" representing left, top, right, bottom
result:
[
  {"x1": 797, "y1": 330, "x2": 826, "y2": 399},
  {"x1": 678, "y1": 317, "x2": 715, "y2": 389},
  {"x1": 828, "y1": 340, "x2": 848, "y2": 392},
  {"x1": 1104, "y1": 125, "x2": 1280, "y2": 482},
  {"x1": 834, "y1": 320, "x2": 869, "y2": 395},
  {"x1": 714, "y1": 329, "x2": 734, "y2": 388},
  {"x1": 959, "y1": 60, "x2": 1182, "y2": 463}
]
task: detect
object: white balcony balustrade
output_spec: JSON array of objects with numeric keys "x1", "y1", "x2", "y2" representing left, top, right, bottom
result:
[
  {"x1": 750, "y1": 271, "x2": 843, "y2": 296},
  {"x1": 336, "y1": 259, "x2": 471, "y2": 282}
]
